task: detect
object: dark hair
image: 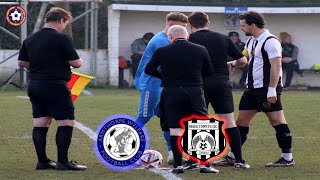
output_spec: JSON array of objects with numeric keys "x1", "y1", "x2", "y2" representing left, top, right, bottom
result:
[
  {"x1": 45, "y1": 7, "x2": 73, "y2": 23},
  {"x1": 143, "y1": 32, "x2": 154, "y2": 40},
  {"x1": 239, "y1": 11, "x2": 265, "y2": 28},
  {"x1": 188, "y1": 12, "x2": 209, "y2": 28},
  {"x1": 166, "y1": 12, "x2": 188, "y2": 23}
]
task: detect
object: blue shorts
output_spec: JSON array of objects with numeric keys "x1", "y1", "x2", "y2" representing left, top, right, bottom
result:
[{"x1": 137, "y1": 90, "x2": 162, "y2": 118}]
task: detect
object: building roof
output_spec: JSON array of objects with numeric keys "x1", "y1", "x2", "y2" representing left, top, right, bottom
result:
[
  {"x1": 109, "y1": 3, "x2": 320, "y2": 14},
  {"x1": 110, "y1": 0, "x2": 320, "y2": 8}
]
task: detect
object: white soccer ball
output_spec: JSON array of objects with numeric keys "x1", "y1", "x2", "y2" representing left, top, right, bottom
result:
[
  {"x1": 140, "y1": 150, "x2": 163, "y2": 168},
  {"x1": 10, "y1": 9, "x2": 22, "y2": 22}
]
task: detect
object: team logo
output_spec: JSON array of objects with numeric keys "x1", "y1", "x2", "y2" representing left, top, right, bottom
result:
[
  {"x1": 178, "y1": 115, "x2": 229, "y2": 165},
  {"x1": 94, "y1": 114, "x2": 149, "y2": 171},
  {"x1": 6, "y1": 6, "x2": 27, "y2": 27}
]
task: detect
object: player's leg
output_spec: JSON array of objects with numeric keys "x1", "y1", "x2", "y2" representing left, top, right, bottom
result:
[
  {"x1": 161, "y1": 88, "x2": 185, "y2": 173},
  {"x1": 28, "y1": 81, "x2": 56, "y2": 170},
  {"x1": 264, "y1": 95, "x2": 294, "y2": 167},
  {"x1": 136, "y1": 90, "x2": 172, "y2": 163},
  {"x1": 206, "y1": 79, "x2": 246, "y2": 168},
  {"x1": 188, "y1": 87, "x2": 219, "y2": 173},
  {"x1": 33, "y1": 117, "x2": 56, "y2": 170},
  {"x1": 48, "y1": 83, "x2": 86, "y2": 170},
  {"x1": 136, "y1": 90, "x2": 157, "y2": 126},
  {"x1": 212, "y1": 88, "x2": 257, "y2": 167}
]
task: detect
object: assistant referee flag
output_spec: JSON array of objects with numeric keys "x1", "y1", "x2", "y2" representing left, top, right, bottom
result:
[{"x1": 67, "y1": 72, "x2": 94, "y2": 102}]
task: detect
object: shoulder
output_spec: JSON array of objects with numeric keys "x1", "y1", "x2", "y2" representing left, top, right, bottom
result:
[
  {"x1": 264, "y1": 36, "x2": 281, "y2": 48},
  {"x1": 149, "y1": 32, "x2": 169, "y2": 46},
  {"x1": 188, "y1": 42, "x2": 208, "y2": 52},
  {"x1": 58, "y1": 33, "x2": 73, "y2": 41}
]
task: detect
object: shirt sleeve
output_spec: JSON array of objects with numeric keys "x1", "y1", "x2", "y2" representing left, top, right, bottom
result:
[
  {"x1": 227, "y1": 38, "x2": 244, "y2": 61},
  {"x1": 61, "y1": 35, "x2": 80, "y2": 61},
  {"x1": 18, "y1": 41, "x2": 29, "y2": 62},
  {"x1": 242, "y1": 48, "x2": 249, "y2": 57},
  {"x1": 264, "y1": 38, "x2": 282, "y2": 59},
  {"x1": 145, "y1": 48, "x2": 162, "y2": 79}
]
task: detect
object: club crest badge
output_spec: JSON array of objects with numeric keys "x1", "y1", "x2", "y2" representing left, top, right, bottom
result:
[
  {"x1": 94, "y1": 114, "x2": 149, "y2": 171},
  {"x1": 178, "y1": 115, "x2": 229, "y2": 165},
  {"x1": 6, "y1": 6, "x2": 27, "y2": 27}
]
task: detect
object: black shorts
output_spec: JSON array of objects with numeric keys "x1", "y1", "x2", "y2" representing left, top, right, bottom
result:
[
  {"x1": 239, "y1": 88, "x2": 283, "y2": 112},
  {"x1": 160, "y1": 86, "x2": 207, "y2": 131},
  {"x1": 204, "y1": 76, "x2": 234, "y2": 114},
  {"x1": 27, "y1": 80, "x2": 75, "y2": 120}
]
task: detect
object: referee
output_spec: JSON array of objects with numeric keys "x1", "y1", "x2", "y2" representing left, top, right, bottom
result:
[
  {"x1": 18, "y1": 7, "x2": 86, "y2": 170},
  {"x1": 188, "y1": 12, "x2": 249, "y2": 169},
  {"x1": 145, "y1": 25, "x2": 218, "y2": 174}
]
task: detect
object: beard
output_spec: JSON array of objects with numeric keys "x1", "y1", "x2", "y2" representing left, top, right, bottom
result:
[{"x1": 245, "y1": 32, "x2": 252, "y2": 36}]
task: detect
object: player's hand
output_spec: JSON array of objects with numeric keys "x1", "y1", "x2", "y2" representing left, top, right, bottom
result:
[{"x1": 267, "y1": 87, "x2": 277, "y2": 103}]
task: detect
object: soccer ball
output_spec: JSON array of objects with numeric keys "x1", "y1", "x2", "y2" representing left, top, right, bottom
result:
[
  {"x1": 140, "y1": 150, "x2": 163, "y2": 168},
  {"x1": 10, "y1": 9, "x2": 22, "y2": 22}
]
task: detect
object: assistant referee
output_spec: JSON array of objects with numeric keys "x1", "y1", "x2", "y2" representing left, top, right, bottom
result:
[{"x1": 18, "y1": 7, "x2": 86, "y2": 170}]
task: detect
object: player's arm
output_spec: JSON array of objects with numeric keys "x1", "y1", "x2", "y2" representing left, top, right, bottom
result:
[
  {"x1": 268, "y1": 57, "x2": 281, "y2": 103},
  {"x1": 145, "y1": 49, "x2": 162, "y2": 79},
  {"x1": 68, "y1": 58, "x2": 83, "y2": 68},
  {"x1": 266, "y1": 39, "x2": 282, "y2": 103},
  {"x1": 62, "y1": 35, "x2": 83, "y2": 68},
  {"x1": 18, "y1": 41, "x2": 30, "y2": 68},
  {"x1": 227, "y1": 39, "x2": 247, "y2": 69}
]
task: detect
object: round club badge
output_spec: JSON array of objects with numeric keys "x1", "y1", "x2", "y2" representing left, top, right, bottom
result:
[
  {"x1": 94, "y1": 114, "x2": 149, "y2": 171},
  {"x1": 6, "y1": 6, "x2": 27, "y2": 27}
]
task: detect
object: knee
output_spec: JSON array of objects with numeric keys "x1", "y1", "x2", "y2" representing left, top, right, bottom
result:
[
  {"x1": 236, "y1": 116, "x2": 251, "y2": 127},
  {"x1": 56, "y1": 120, "x2": 75, "y2": 127}
]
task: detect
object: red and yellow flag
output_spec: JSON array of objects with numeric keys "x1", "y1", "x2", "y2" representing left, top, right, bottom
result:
[{"x1": 67, "y1": 72, "x2": 94, "y2": 102}]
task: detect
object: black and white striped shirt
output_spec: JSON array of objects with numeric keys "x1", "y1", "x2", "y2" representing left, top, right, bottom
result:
[{"x1": 245, "y1": 30, "x2": 283, "y2": 89}]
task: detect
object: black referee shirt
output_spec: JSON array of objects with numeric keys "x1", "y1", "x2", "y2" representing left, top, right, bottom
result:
[
  {"x1": 145, "y1": 39, "x2": 213, "y2": 87},
  {"x1": 189, "y1": 29, "x2": 244, "y2": 77},
  {"x1": 18, "y1": 28, "x2": 80, "y2": 81}
]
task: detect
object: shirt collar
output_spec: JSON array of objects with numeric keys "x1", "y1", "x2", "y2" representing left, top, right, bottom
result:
[
  {"x1": 256, "y1": 29, "x2": 270, "y2": 42},
  {"x1": 174, "y1": 38, "x2": 187, "y2": 42}
]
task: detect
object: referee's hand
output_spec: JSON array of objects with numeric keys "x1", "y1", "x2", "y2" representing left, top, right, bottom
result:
[{"x1": 228, "y1": 62, "x2": 235, "y2": 77}]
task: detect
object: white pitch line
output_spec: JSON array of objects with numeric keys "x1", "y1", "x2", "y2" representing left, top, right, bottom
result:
[
  {"x1": 149, "y1": 168, "x2": 182, "y2": 180},
  {"x1": 81, "y1": 89, "x2": 93, "y2": 96},
  {"x1": 74, "y1": 120, "x2": 181, "y2": 180},
  {"x1": 74, "y1": 121, "x2": 97, "y2": 141},
  {"x1": 16, "y1": 96, "x2": 29, "y2": 99}
]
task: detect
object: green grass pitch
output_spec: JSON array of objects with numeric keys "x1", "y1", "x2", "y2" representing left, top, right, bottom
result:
[{"x1": 0, "y1": 88, "x2": 319, "y2": 179}]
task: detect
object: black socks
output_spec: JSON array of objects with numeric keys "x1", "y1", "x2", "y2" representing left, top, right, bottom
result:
[
  {"x1": 225, "y1": 127, "x2": 243, "y2": 163},
  {"x1": 274, "y1": 124, "x2": 292, "y2": 153},
  {"x1": 56, "y1": 126, "x2": 73, "y2": 164},
  {"x1": 32, "y1": 127, "x2": 49, "y2": 163},
  {"x1": 237, "y1": 126, "x2": 249, "y2": 145},
  {"x1": 170, "y1": 136, "x2": 182, "y2": 168}
]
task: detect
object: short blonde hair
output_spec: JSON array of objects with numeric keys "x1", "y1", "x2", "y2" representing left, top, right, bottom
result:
[
  {"x1": 166, "y1": 12, "x2": 188, "y2": 23},
  {"x1": 45, "y1": 7, "x2": 73, "y2": 23}
]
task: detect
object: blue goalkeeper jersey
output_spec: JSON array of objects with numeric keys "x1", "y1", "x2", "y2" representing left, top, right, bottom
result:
[{"x1": 134, "y1": 32, "x2": 170, "y2": 91}]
